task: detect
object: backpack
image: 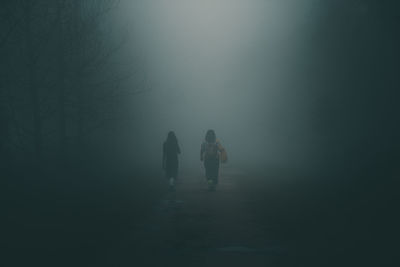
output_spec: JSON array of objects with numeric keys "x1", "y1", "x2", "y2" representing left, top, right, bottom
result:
[{"x1": 204, "y1": 142, "x2": 219, "y2": 159}]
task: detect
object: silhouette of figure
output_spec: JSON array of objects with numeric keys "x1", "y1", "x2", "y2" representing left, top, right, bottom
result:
[
  {"x1": 200, "y1": 130, "x2": 226, "y2": 190},
  {"x1": 163, "y1": 131, "x2": 181, "y2": 191}
]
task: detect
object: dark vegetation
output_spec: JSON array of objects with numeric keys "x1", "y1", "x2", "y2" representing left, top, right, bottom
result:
[{"x1": 1, "y1": 1, "x2": 153, "y2": 265}]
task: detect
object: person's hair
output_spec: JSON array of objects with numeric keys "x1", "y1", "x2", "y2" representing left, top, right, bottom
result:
[
  {"x1": 205, "y1": 129, "x2": 216, "y2": 143},
  {"x1": 166, "y1": 131, "x2": 178, "y2": 145}
]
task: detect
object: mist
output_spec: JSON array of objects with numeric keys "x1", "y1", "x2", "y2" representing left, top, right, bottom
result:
[
  {"x1": 114, "y1": 0, "x2": 321, "y2": 170},
  {"x1": 110, "y1": 0, "x2": 399, "y2": 177},
  {"x1": 2, "y1": 1, "x2": 399, "y2": 266}
]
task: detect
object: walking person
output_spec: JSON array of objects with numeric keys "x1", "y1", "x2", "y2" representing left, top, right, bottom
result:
[
  {"x1": 163, "y1": 131, "x2": 181, "y2": 191},
  {"x1": 200, "y1": 130, "x2": 227, "y2": 191}
]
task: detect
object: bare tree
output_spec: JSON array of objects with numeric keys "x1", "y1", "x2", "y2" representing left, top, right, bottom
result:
[{"x1": 1, "y1": 0, "x2": 143, "y2": 166}]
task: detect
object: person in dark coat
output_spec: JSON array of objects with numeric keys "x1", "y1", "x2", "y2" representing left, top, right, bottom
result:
[
  {"x1": 163, "y1": 131, "x2": 181, "y2": 190},
  {"x1": 200, "y1": 129, "x2": 225, "y2": 190}
]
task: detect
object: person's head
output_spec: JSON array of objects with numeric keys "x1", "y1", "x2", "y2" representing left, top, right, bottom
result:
[
  {"x1": 166, "y1": 131, "x2": 177, "y2": 144},
  {"x1": 205, "y1": 129, "x2": 216, "y2": 143}
]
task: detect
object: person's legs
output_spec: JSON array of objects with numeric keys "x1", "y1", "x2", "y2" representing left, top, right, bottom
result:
[
  {"x1": 209, "y1": 159, "x2": 219, "y2": 185},
  {"x1": 204, "y1": 161, "x2": 211, "y2": 180},
  {"x1": 205, "y1": 159, "x2": 219, "y2": 190},
  {"x1": 204, "y1": 160, "x2": 214, "y2": 190},
  {"x1": 166, "y1": 167, "x2": 176, "y2": 191},
  {"x1": 171, "y1": 166, "x2": 179, "y2": 187}
]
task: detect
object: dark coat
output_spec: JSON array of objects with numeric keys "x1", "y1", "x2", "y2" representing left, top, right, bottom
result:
[{"x1": 163, "y1": 141, "x2": 180, "y2": 178}]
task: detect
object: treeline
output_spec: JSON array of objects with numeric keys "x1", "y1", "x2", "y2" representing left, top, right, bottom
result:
[
  {"x1": 306, "y1": 0, "x2": 400, "y2": 178},
  {"x1": 0, "y1": 0, "x2": 139, "y2": 168}
]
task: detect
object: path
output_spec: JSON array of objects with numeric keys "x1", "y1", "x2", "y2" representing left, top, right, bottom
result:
[{"x1": 111, "y1": 167, "x2": 286, "y2": 266}]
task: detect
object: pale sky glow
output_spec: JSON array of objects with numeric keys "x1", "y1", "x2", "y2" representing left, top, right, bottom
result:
[{"x1": 117, "y1": 0, "x2": 318, "y2": 166}]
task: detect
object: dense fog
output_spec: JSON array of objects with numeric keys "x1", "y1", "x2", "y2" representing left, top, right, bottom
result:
[
  {"x1": 1, "y1": 2, "x2": 399, "y2": 266},
  {"x1": 1, "y1": 0, "x2": 398, "y2": 176},
  {"x1": 108, "y1": 0, "x2": 399, "y2": 177}
]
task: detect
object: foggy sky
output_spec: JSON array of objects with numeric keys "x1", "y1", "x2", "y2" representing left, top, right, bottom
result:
[
  {"x1": 110, "y1": 0, "x2": 328, "y2": 170},
  {"x1": 100, "y1": 0, "x2": 398, "y2": 177}
]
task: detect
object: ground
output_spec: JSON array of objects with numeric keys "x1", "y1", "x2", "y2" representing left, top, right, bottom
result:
[
  {"x1": 5, "y1": 164, "x2": 396, "y2": 266},
  {"x1": 115, "y1": 167, "x2": 286, "y2": 266}
]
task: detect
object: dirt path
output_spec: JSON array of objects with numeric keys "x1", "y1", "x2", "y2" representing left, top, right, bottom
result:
[{"x1": 111, "y1": 167, "x2": 286, "y2": 266}]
